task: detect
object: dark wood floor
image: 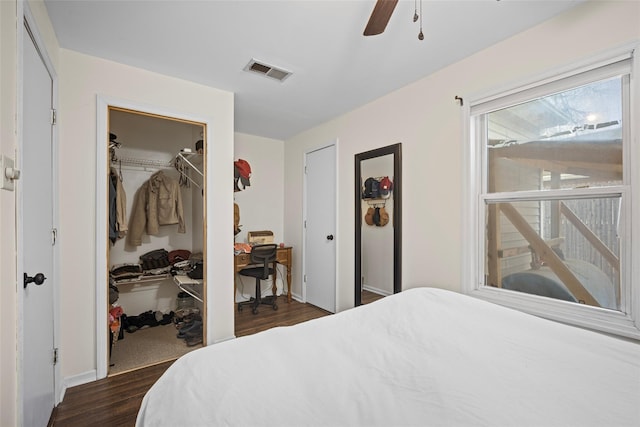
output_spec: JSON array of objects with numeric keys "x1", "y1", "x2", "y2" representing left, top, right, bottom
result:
[
  {"x1": 361, "y1": 289, "x2": 386, "y2": 305},
  {"x1": 51, "y1": 291, "x2": 384, "y2": 426}
]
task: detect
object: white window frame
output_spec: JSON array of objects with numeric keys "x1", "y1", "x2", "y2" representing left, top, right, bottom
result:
[{"x1": 462, "y1": 43, "x2": 640, "y2": 340}]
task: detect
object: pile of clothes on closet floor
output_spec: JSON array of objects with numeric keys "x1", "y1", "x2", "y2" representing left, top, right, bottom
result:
[
  {"x1": 119, "y1": 298, "x2": 202, "y2": 347},
  {"x1": 121, "y1": 310, "x2": 174, "y2": 334}
]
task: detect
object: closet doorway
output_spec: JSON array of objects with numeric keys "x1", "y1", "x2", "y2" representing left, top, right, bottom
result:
[{"x1": 104, "y1": 107, "x2": 207, "y2": 376}]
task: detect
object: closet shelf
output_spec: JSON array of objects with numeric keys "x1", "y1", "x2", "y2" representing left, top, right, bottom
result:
[
  {"x1": 113, "y1": 273, "x2": 171, "y2": 286},
  {"x1": 173, "y1": 274, "x2": 203, "y2": 302}
]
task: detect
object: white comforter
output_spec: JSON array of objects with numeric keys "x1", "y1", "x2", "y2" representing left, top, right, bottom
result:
[{"x1": 136, "y1": 288, "x2": 640, "y2": 426}]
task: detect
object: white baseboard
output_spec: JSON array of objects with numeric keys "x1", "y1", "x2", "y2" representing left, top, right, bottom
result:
[
  {"x1": 59, "y1": 370, "x2": 97, "y2": 402},
  {"x1": 362, "y1": 285, "x2": 392, "y2": 297}
]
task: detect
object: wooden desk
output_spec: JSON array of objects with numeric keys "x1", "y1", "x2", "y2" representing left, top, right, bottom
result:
[{"x1": 234, "y1": 246, "x2": 292, "y2": 303}]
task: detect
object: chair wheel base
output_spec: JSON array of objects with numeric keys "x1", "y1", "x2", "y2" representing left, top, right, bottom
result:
[{"x1": 236, "y1": 288, "x2": 278, "y2": 315}]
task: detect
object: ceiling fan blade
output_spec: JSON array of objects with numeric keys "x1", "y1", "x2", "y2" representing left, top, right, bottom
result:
[{"x1": 363, "y1": 0, "x2": 399, "y2": 36}]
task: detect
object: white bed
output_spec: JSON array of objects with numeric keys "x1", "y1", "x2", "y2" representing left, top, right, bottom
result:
[{"x1": 136, "y1": 288, "x2": 640, "y2": 427}]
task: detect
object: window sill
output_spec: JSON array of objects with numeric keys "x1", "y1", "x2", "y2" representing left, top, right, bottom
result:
[{"x1": 467, "y1": 286, "x2": 640, "y2": 341}]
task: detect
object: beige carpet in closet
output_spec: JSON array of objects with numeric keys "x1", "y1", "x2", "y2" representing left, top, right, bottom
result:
[{"x1": 109, "y1": 323, "x2": 202, "y2": 375}]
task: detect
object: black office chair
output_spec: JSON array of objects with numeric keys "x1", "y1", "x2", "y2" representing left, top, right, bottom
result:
[{"x1": 237, "y1": 244, "x2": 278, "y2": 315}]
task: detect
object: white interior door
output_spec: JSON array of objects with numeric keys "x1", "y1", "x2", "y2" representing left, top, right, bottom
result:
[
  {"x1": 304, "y1": 144, "x2": 336, "y2": 313},
  {"x1": 21, "y1": 23, "x2": 56, "y2": 426}
]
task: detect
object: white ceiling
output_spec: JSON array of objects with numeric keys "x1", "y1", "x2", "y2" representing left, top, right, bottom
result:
[{"x1": 44, "y1": 0, "x2": 583, "y2": 140}]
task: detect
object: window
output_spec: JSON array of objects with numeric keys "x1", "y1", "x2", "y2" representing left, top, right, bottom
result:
[{"x1": 463, "y1": 47, "x2": 640, "y2": 339}]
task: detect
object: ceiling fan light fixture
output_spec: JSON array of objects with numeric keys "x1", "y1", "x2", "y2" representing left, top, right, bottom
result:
[
  {"x1": 243, "y1": 59, "x2": 292, "y2": 82},
  {"x1": 417, "y1": 0, "x2": 424, "y2": 41},
  {"x1": 363, "y1": 0, "x2": 424, "y2": 40}
]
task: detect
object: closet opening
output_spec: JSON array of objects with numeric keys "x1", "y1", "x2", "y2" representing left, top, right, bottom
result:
[{"x1": 106, "y1": 106, "x2": 207, "y2": 376}]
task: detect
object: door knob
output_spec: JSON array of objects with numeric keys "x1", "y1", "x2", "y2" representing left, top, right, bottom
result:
[
  {"x1": 24, "y1": 272, "x2": 46, "y2": 289},
  {"x1": 326, "y1": 234, "x2": 334, "y2": 240}
]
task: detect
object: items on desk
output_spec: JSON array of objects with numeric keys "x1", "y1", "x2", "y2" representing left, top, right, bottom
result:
[
  {"x1": 234, "y1": 243, "x2": 252, "y2": 254},
  {"x1": 247, "y1": 230, "x2": 274, "y2": 244}
]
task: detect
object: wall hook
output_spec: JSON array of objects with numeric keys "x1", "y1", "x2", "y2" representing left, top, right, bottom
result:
[{"x1": 454, "y1": 96, "x2": 464, "y2": 106}]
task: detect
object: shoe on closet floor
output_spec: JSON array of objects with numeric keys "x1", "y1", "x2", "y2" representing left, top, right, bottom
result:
[
  {"x1": 183, "y1": 325, "x2": 203, "y2": 339},
  {"x1": 186, "y1": 335, "x2": 203, "y2": 347},
  {"x1": 176, "y1": 320, "x2": 202, "y2": 339}
]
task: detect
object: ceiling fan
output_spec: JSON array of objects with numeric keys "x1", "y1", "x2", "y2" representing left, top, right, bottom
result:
[
  {"x1": 363, "y1": 0, "x2": 424, "y2": 40},
  {"x1": 363, "y1": 0, "x2": 398, "y2": 36}
]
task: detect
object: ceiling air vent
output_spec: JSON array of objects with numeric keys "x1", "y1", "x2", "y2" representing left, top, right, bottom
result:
[{"x1": 243, "y1": 59, "x2": 292, "y2": 82}]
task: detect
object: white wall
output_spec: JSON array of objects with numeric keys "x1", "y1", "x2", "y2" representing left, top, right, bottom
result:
[
  {"x1": 1, "y1": 1, "x2": 59, "y2": 424},
  {"x1": 283, "y1": 1, "x2": 640, "y2": 312},
  {"x1": 233, "y1": 132, "x2": 285, "y2": 244},
  {"x1": 57, "y1": 49, "x2": 234, "y2": 382}
]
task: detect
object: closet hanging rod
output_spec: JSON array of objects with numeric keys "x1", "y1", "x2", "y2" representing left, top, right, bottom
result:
[{"x1": 113, "y1": 156, "x2": 173, "y2": 168}]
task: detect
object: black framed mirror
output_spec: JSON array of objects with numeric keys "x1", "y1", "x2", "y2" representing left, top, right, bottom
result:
[{"x1": 355, "y1": 143, "x2": 402, "y2": 306}]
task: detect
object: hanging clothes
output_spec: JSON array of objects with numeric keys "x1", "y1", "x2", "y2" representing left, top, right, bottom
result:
[
  {"x1": 128, "y1": 170, "x2": 185, "y2": 246},
  {"x1": 109, "y1": 167, "x2": 128, "y2": 244},
  {"x1": 109, "y1": 173, "x2": 117, "y2": 244}
]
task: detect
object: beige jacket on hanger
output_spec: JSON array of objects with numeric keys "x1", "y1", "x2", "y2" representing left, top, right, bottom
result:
[{"x1": 128, "y1": 170, "x2": 185, "y2": 246}]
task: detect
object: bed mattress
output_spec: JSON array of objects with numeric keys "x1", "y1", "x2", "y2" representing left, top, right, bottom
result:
[{"x1": 136, "y1": 287, "x2": 640, "y2": 426}]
